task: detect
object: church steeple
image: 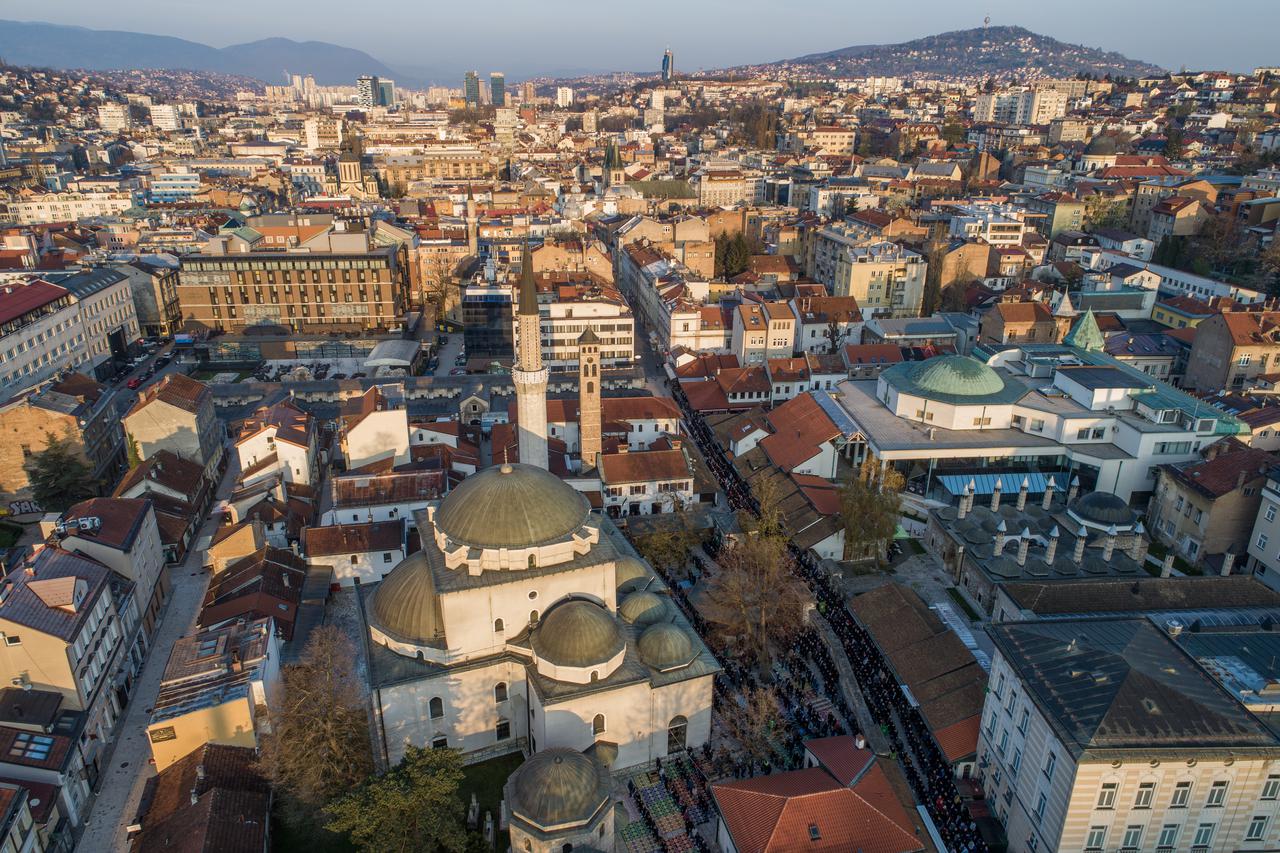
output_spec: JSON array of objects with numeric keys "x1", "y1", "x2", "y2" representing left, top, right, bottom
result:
[{"x1": 512, "y1": 239, "x2": 549, "y2": 470}]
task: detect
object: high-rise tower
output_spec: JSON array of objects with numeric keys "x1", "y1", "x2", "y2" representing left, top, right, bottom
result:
[
  {"x1": 662, "y1": 48, "x2": 674, "y2": 82},
  {"x1": 577, "y1": 327, "x2": 601, "y2": 471},
  {"x1": 512, "y1": 242, "x2": 548, "y2": 470}
]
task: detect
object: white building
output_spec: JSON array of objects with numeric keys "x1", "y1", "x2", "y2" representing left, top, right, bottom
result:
[
  {"x1": 2, "y1": 190, "x2": 137, "y2": 226},
  {"x1": 234, "y1": 400, "x2": 317, "y2": 486},
  {"x1": 982, "y1": 618, "x2": 1280, "y2": 853},
  {"x1": 303, "y1": 519, "x2": 407, "y2": 587},
  {"x1": 149, "y1": 104, "x2": 182, "y2": 131},
  {"x1": 97, "y1": 102, "x2": 132, "y2": 132},
  {"x1": 365, "y1": 463, "x2": 718, "y2": 769},
  {"x1": 0, "y1": 279, "x2": 86, "y2": 403},
  {"x1": 555, "y1": 87, "x2": 574, "y2": 108},
  {"x1": 948, "y1": 203, "x2": 1031, "y2": 246}
]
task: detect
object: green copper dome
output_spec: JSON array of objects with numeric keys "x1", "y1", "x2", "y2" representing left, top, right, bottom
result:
[
  {"x1": 909, "y1": 355, "x2": 1005, "y2": 397},
  {"x1": 532, "y1": 599, "x2": 625, "y2": 668},
  {"x1": 435, "y1": 462, "x2": 590, "y2": 549}
]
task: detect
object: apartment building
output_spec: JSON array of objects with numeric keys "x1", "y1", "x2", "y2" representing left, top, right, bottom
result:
[
  {"x1": 0, "y1": 374, "x2": 126, "y2": 502},
  {"x1": 690, "y1": 168, "x2": 751, "y2": 207},
  {"x1": 832, "y1": 242, "x2": 926, "y2": 318},
  {"x1": 1247, "y1": 468, "x2": 1280, "y2": 590},
  {"x1": 46, "y1": 269, "x2": 139, "y2": 381},
  {"x1": 513, "y1": 275, "x2": 635, "y2": 370},
  {"x1": 0, "y1": 279, "x2": 86, "y2": 404},
  {"x1": 731, "y1": 301, "x2": 795, "y2": 365},
  {"x1": 175, "y1": 220, "x2": 411, "y2": 334},
  {"x1": 1, "y1": 191, "x2": 136, "y2": 226},
  {"x1": 377, "y1": 147, "x2": 495, "y2": 191},
  {"x1": 1184, "y1": 311, "x2": 1280, "y2": 392},
  {"x1": 982, "y1": 618, "x2": 1280, "y2": 853},
  {"x1": 123, "y1": 373, "x2": 223, "y2": 476},
  {"x1": 96, "y1": 103, "x2": 131, "y2": 132},
  {"x1": 948, "y1": 203, "x2": 1031, "y2": 246}
]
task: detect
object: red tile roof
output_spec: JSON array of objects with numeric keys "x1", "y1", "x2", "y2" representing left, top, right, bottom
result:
[
  {"x1": 0, "y1": 279, "x2": 68, "y2": 326},
  {"x1": 759, "y1": 393, "x2": 841, "y2": 473}
]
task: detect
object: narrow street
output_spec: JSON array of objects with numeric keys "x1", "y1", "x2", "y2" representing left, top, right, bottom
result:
[{"x1": 74, "y1": 457, "x2": 240, "y2": 853}]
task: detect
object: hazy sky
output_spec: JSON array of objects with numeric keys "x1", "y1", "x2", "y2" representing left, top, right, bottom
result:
[{"x1": 17, "y1": 0, "x2": 1280, "y2": 80}]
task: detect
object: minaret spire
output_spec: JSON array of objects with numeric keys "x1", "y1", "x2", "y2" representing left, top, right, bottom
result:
[{"x1": 512, "y1": 239, "x2": 549, "y2": 470}]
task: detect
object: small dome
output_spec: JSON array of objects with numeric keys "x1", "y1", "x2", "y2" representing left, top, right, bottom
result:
[
  {"x1": 533, "y1": 599, "x2": 625, "y2": 668},
  {"x1": 1071, "y1": 491, "x2": 1134, "y2": 527},
  {"x1": 639, "y1": 622, "x2": 694, "y2": 670},
  {"x1": 618, "y1": 590, "x2": 668, "y2": 626},
  {"x1": 614, "y1": 556, "x2": 649, "y2": 589},
  {"x1": 908, "y1": 355, "x2": 1005, "y2": 397},
  {"x1": 507, "y1": 748, "x2": 608, "y2": 828},
  {"x1": 369, "y1": 552, "x2": 443, "y2": 644},
  {"x1": 434, "y1": 462, "x2": 591, "y2": 549}
]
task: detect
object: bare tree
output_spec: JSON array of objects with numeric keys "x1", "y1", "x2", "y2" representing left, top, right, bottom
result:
[
  {"x1": 838, "y1": 457, "x2": 905, "y2": 565},
  {"x1": 258, "y1": 626, "x2": 374, "y2": 809},
  {"x1": 720, "y1": 686, "x2": 784, "y2": 764},
  {"x1": 702, "y1": 533, "x2": 808, "y2": 670}
]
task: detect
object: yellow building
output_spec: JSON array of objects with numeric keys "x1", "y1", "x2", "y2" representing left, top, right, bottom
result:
[{"x1": 145, "y1": 618, "x2": 281, "y2": 772}]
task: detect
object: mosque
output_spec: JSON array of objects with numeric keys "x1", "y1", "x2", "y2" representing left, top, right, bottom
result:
[{"x1": 359, "y1": 244, "x2": 719, "y2": 850}]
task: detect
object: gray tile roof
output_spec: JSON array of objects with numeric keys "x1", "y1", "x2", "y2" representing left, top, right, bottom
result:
[{"x1": 0, "y1": 548, "x2": 111, "y2": 642}]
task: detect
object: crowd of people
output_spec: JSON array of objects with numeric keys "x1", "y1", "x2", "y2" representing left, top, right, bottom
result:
[{"x1": 666, "y1": 379, "x2": 989, "y2": 853}]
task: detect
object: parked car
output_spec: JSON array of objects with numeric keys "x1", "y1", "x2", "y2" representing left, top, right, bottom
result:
[
  {"x1": 449, "y1": 367, "x2": 466, "y2": 376},
  {"x1": 127, "y1": 377, "x2": 142, "y2": 390}
]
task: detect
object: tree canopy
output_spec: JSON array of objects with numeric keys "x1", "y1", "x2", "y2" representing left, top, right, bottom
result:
[
  {"x1": 26, "y1": 432, "x2": 97, "y2": 512},
  {"x1": 838, "y1": 458, "x2": 905, "y2": 564},
  {"x1": 325, "y1": 745, "x2": 469, "y2": 853}
]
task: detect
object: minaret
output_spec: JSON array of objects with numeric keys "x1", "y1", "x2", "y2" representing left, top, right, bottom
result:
[
  {"x1": 578, "y1": 327, "x2": 602, "y2": 471},
  {"x1": 513, "y1": 241, "x2": 549, "y2": 470},
  {"x1": 464, "y1": 184, "x2": 478, "y2": 256}
]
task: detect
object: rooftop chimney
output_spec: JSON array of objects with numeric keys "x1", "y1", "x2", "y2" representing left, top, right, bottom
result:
[
  {"x1": 1045, "y1": 525, "x2": 1060, "y2": 564},
  {"x1": 1042, "y1": 475, "x2": 1056, "y2": 511}
]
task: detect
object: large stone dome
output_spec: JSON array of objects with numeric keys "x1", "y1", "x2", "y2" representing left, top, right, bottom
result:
[
  {"x1": 1070, "y1": 490, "x2": 1135, "y2": 528},
  {"x1": 639, "y1": 622, "x2": 694, "y2": 670},
  {"x1": 369, "y1": 552, "x2": 444, "y2": 644},
  {"x1": 909, "y1": 356, "x2": 1005, "y2": 397},
  {"x1": 507, "y1": 748, "x2": 609, "y2": 829},
  {"x1": 435, "y1": 462, "x2": 590, "y2": 549},
  {"x1": 532, "y1": 599, "x2": 625, "y2": 668},
  {"x1": 614, "y1": 556, "x2": 649, "y2": 590},
  {"x1": 618, "y1": 590, "x2": 669, "y2": 626}
]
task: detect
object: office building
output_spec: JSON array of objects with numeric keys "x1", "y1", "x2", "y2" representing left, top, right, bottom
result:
[
  {"x1": 377, "y1": 79, "x2": 396, "y2": 107},
  {"x1": 148, "y1": 103, "x2": 181, "y2": 131},
  {"x1": 464, "y1": 71, "x2": 481, "y2": 108},
  {"x1": 662, "y1": 48, "x2": 674, "y2": 82},
  {"x1": 97, "y1": 103, "x2": 131, "y2": 132},
  {"x1": 356, "y1": 75, "x2": 379, "y2": 109},
  {"x1": 490, "y1": 72, "x2": 505, "y2": 107},
  {"x1": 556, "y1": 87, "x2": 574, "y2": 108}
]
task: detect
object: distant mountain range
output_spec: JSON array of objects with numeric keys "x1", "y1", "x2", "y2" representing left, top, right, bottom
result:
[
  {"x1": 0, "y1": 19, "x2": 404, "y2": 86},
  {"x1": 0, "y1": 20, "x2": 1166, "y2": 89},
  {"x1": 748, "y1": 26, "x2": 1165, "y2": 79}
]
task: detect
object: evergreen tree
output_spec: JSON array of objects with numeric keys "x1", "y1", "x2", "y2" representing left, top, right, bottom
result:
[{"x1": 26, "y1": 433, "x2": 97, "y2": 512}]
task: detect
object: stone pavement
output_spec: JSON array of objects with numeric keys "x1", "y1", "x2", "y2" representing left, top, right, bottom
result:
[{"x1": 74, "y1": 461, "x2": 239, "y2": 852}]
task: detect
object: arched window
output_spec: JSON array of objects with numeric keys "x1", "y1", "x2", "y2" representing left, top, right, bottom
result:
[
  {"x1": 528, "y1": 554, "x2": 537, "y2": 568},
  {"x1": 429, "y1": 697, "x2": 444, "y2": 719},
  {"x1": 668, "y1": 715, "x2": 688, "y2": 753},
  {"x1": 350, "y1": 554, "x2": 358, "y2": 564},
  {"x1": 592, "y1": 713, "x2": 606, "y2": 735},
  {"x1": 495, "y1": 682, "x2": 508, "y2": 703},
  {"x1": 530, "y1": 610, "x2": 539, "y2": 625},
  {"x1": 590, "y1": 671, "x2": 599, "y2": 682},
  {"x1": 523, "y1": 842, "x2": 532, "y2": 852},
  {"x1": 494, "y1": 617, "x2": 504, "y2": 633},
  {"x1": 563, "y1": 845, "x2": 573, "y2": 853},
  {"x1": 586, "y1": 381, "x2": 594, "y2": 393}
]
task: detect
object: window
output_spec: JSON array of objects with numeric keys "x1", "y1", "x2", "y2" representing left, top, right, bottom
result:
[
  {"x1": 383, "y1": 552, "x2": 392, "y2": 563},
  {"x1": 998, "y1": 729, "x2": 1009, "y2": 755},
  {"x1": 1247, "y1": 815, "x2": 1268, "y2": 842},
  {"x1": 668, "y1": 715, "x2": 688, "y2": 753},
  {"x1": 1043, "y1": 752, "x2": 1056, "y2": 781},
  {"x1": 429, "y1": 697, "x2": 444, "y2": 719},
  {"x1": 1268, "y1": 504, "x2": 1278, "y2": 524},
  {"x1": 496, "y1": 719, "x2": 511, "y2": 741},
  {"x1": 1018, "y1": 708, "x2": 1029, "y2": 734},
  {"x1": 495, "y1": 683, "x2": 508, "y2": 703},
  {"x1": 592, "y1": 714, "x2": 606, "y2": 735},
  {"x1": 494, "y1": 618, "x2": 504, "y2": 633},
  {"x1": 1034, "y1": 792, "x2": 1046, "y2": 820},
  {"x1": 1262, "y1": 774, "x2": 1280, "y2": 800},
  {"x1": 1157, "y1": 824, "x2": 1179, "y2": 849},
  {"x1": 432, "y1": 736, "x2": 448, "y2": 749},
  {"x1": 1011, "y1": 748, "x2": 1022, "y2": 777},
  {"x1": 1097, "y1": 782, "x2": 1118, "y2": 809},
  {"x1": 973, "y1": 417, "x2": 992, "y2": 426},
  {"x1": 1122, "y1": 825, "x2": 1143, "y2": 850},
  {"x1": 1207, "y1": 780, "x2": 1228, "y2": 807},
  {"x1": 8, "y1": 733, "x2": 53, "y2": 760},
  {"x1": 1085, "y1": 826, "x2": 1107, "y2": 851},
  {"x1": 530, "y1": 610, "x2": 539, "y2": 624},
  {"x1": 1259, "y1": 534, "x2": 1270, "y2": 551},
  {"x1": 3, "y1": 635, "x2": 20, "y2": 647},
  {"x1": 1193, "y1": 823, "x2": 1216, "y2": 848},
  {"x1": 1240, "y1": 354, "x2": 1252, "y2": 366},
  {"x1": 1135, "y1": 781, "x2": 1156, "y2": 809}
]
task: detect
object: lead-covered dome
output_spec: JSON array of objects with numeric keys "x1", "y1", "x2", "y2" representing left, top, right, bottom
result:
[
  {"x1": 435, "y1": 462, "x2": 590, "y2": 548},
  {"x1": 909, "y1": 355, "x2": 1005, "y2": 397},
  {"x1": 1070, "y1": 490, "x2": 1134, "y2": 528},
  {"x1": 369, "y1": 552, "x2": 444, "y2": 645},
  {"x1": 506, "y1": 748, "x2": 610, "y2": 829},
  {"x1": 532, "y1": 599, "x2": 625, "y2": 668},
  {"x1": 614, "y1": 556, "x2": 649, "y2": 590},
  {"x1": 639, "y1": 622, "x2": 695, "y2": 670},
  {"x1": 619, "y1": 590, "x2": 668, "y2": 626}
]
